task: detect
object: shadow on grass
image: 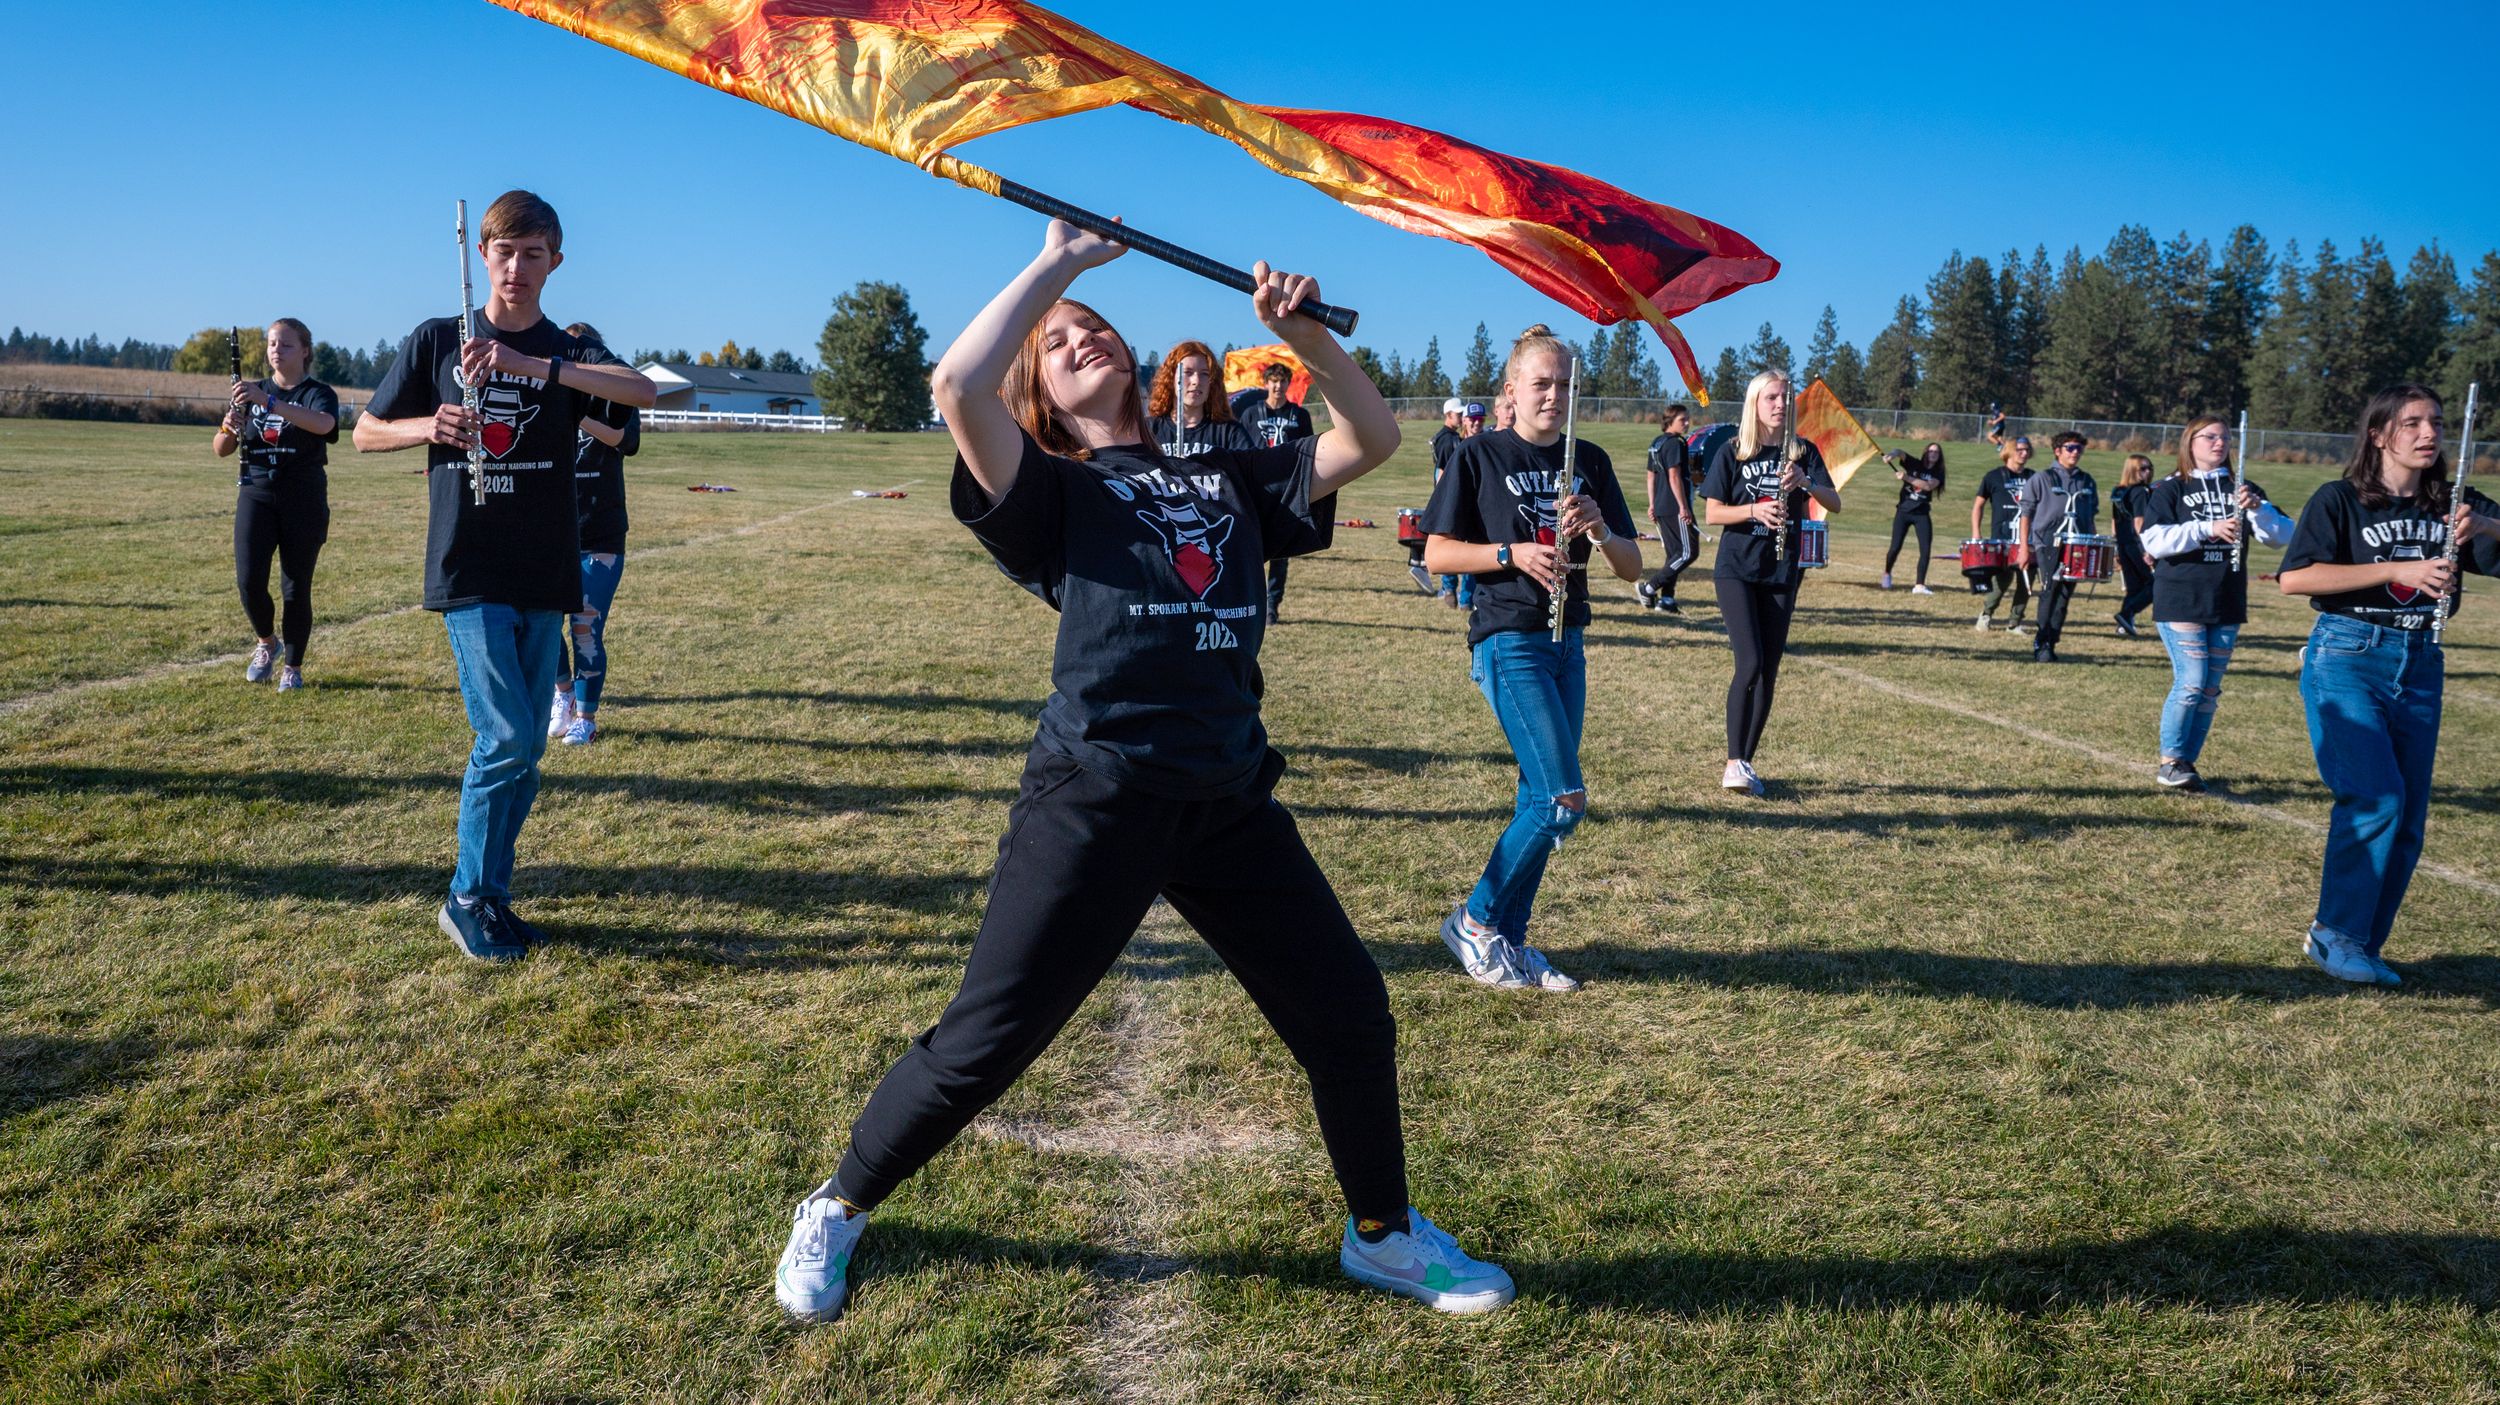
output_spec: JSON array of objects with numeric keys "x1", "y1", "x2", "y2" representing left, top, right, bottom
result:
[
  {"x1": 1297, "y1": 797, "x2": 2202, "y2": 839},
  {"x1": 0, "y1": 763, "x2": 1014, "y2": 817},
  {"x1": 853, "y1": 1220, "x2": 2498, "y2": 1313},
  {"x1": 0, "y1": 1030, "x2": 157, "y2": 1117},
  {"x1": 631, "y1": 688, "x2": 1043, "y2": 717},
  {"x1": 1369, "y1": 942, "x2": 2500, "y2": 1010},
  {"x1": 0, "y1": 597, "x2": 177, "y2": 611}
]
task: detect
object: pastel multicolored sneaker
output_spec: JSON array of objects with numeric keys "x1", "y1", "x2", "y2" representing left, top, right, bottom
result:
[
  {"x1": 1509, "y1": 940, "x2": 1581, "y2": 992},
  {"x1": 776, "y1": 1196, "x2": 869, "y2": 1323},
  {"x1": 561, "y1": 716, "x2": 597, "y2": 746},
  {"x1": 277, "y1": 665, "x2": 303, "y2": 693},
  {"x1": 1439, "y1": 906, "x2": 1527, "y2": 989},
  {"x1": 245, "y1": 640, "x2": 277, "y2": 683},
  {"x1": 1339, "y1": 1210, "x2": 1515, "y2": 1315},
  {"x1": 548, "y1": 689, "x2": 578, "y2": 739}
]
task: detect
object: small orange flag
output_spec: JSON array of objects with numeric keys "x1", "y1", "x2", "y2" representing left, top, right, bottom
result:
[
  {"x1": 1222, "y1": 345, "x2": 1309, "y2": 402},
  {"x1": 1794, "y1": 379, "x2": 1883, "y2": 519}
]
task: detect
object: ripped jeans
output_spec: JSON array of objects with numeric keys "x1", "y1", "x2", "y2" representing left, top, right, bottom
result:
[
  {"x1": 563, "y1": 551, "x2": 626, "y2": 713},
  {"x1": 2156, "y1": 620, "x2": 2239, "y2": 763},
  {"x1": 1465, "y1": 628, "x2": 1587, "y2": 941}
]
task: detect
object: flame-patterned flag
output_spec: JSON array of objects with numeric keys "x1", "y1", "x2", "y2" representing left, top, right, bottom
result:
[
  {"x1": 1793, "y1": 378, "x2": 1885, "y2": 520},
  {"x1": 483, "y1": 0, "x2": 1775, "y2": 400},
  {"x1": 1222, "y1": 345, "x2": 1308, "y2": 403}
]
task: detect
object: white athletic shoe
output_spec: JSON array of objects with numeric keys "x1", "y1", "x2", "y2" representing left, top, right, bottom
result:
[
  {"x1": 1509, "y1": 939, "x2": 1581, "y2": 992},
  {"x1": 1879, "y1": 571, "x2": 1894, "y2": 590},
  {"x1": 1722, "y1": 760, "x2": 1751, "y2": 791},
  {"x1": 277, "y1": 665, "x2": 302, "y2": 693},
  {"x1": 1440, "y1": 907, "x2": 1529, "y2": 989},
  {"x1": 245, "y1": 640, "x2": 277, "y2": 683},
  {"x1": 775, "y1": 1195, "x2": 869, "y2": 1323},
  {"x1": 2303, "y1": 925, "x2": 2391, "y2": 986},
  {"x1": 1408, "y1": 563, "x2": 1436, "y2": 595},
  {"x1": 1339, "y1": 1209, "x2": 1515, "y2": 1315},
  {"x1": 1911, "y1": 584, "x2": 1935, "y2": 596},
  {"x1": 549, "y1": 689, "x2": 578, "y2": 739},
  {"x1": 1974, "y1": 614, "x2": 1991, "y2": 632}
]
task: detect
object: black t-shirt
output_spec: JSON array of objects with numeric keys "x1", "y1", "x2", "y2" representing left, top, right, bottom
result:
[
  {"x1": 1645, "y1": 433, "x2": 1690, "y2": 520},
  {"x1": 952, "y1": 432, "x2": 1335, "y2": 799},
  {"x1": 2111, "y1": 482, "x2": 2148, "y2": 545},
  {"x1": 574, "y1": 398, "x2": 640, "y2": 556},
  {"x1": 1420, "y1": 428, "x2": 1636, "y2": 646},
  {"x1": 2141, "y1": 471, "x2": 2250, "y2": 624},
  {"x1": 1240, "y1": 398, "x2": 1315, "y2": 448},
  {"x1": 366, "y1": 314, "x2": 615, "y2": 612},
  {"x1": 1700, "y1": 438, "x2": 1835, "y2": 586},
  {"x1": 2280, "y1": 479, "x2": 2500, "y2": 630},
  {"x1": 1430, "y1": 426, "x2": 1461, "y2": 480},
  {"x1": 1894, "y1": 455, "x2": 1945, "y2": 514},
  {"x1": 232, "y1": 377, "x2": 340, "y2": 494},
  {"x1": 1148, "y1": 415, "x2": 1261, "y2": 461},
  {"x1": 1974, "y1": 465, "x2": 2032, "y2": 539}
]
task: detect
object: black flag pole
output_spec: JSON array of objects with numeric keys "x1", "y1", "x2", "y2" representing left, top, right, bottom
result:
[{"x1": 930, "y1": 155, "x2": 1360, "y2": 337}]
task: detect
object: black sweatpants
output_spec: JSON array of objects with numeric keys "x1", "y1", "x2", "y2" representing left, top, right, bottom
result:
[
  {"x1": 2034, "y1": 570, "x2": 2078, "y2": 649},
  {"x1": 1645, "y1": 514, "x2": 1697, "y2": 596},
  {"x1": 234, "y1": 488, "x2": 329, "y2": 666},
  {"x1": 1267, "y1": 557, "x2": 1290, "y2": 613},
  {"x1": 1715, "y1": 576, "x2": 1798, "y2": 762},
  {"x1": 834, "y1": 744, "x2": 1407, "y2": 1221},
  {"x1": 2116, "y1": 536, "x2": 2153, "y2": 622},
  {"x1": 1884, "y1": 508, "x2": 1934, "y2": 584}
]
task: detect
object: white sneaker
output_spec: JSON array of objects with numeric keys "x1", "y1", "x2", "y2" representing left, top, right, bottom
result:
[
  {"x1": 1440, "y1": 907, "x2": 1528, "y2": 989},
  {"x1": 775, "y1": 1195, "x2": 869, "y2": 1323},
  {"x1": 1879, "y1": 571, "x2": 1894, "y2": 590},
  {"x1": 277, "y1": 665, "x2": 303, "y2": 693},
  {"x1": 1740, "y1": 760, "x2": 1765, "y2": 797},
  {"x1": 1911, "y1": 584, "x2": 1935, "y2": 596},
  {"x1": 1974, "y1": 614, "x2": 1991, "y2": 632},
  {"x1": 549, "y1": 689, "x2": 578, "y2": 739},
  {"x1": 1339, "y1": 1209, "x2": 1515, "y2": 1315},
  {"x1": 246, "y1": 640, "x2": 277, "y2": 683},
  {"x1": 2303, "y1": 926, "x2": 2389, "y2": 986},
  {"x1": 2366, "y1": 955, "x2": 2403, "y2": 987},
  {"x1": 1509, "y1": 939, "x2": 1581, "y2": 992},
  {"x1": 1722, "y1": 759, "x2": 1751, "y2": 791}
]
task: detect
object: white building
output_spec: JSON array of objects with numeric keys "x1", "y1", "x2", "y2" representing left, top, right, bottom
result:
[{"x1": 638, "y1": 362, "x2": 823, "y2": 417}]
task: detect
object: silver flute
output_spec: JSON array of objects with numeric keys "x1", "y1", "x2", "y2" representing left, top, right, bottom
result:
[
  {"x1": 2227, "y1": 410, "x2": 2247, "y2": 574},
  {"x1": 456, "y1": 199, "x2": 488, "y2": 508},
  {"x1": 2433, "y1": 382, "x2": 2482, "y2": 647},
  {"x1": 1549, "y1": 354, "x2": 1583, "y2": 643}
]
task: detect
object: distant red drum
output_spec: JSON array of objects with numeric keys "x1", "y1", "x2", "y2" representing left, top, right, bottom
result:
[
  {"x1": 1797, "y1": 519, "x2": 1829, "y2": 569},
  {"x1": 1960, "y1": 538, "x2": 2012, "y2": 571},
  {"x1": 2057, "y1": 533, "x2": 2115, "y2": 582},
  {"x1": 1396, "y1": 508, "x2": 1425, "y2": 546}
]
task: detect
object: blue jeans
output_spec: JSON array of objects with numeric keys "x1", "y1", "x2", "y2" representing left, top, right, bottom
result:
[
  {"x1": 1443, "y1": 573, "x2": 1475, "y2": 606},
  {"x1": 2301, "y1": 614, "x2": 2443, "y2": 955},
  {"x1": 565, "y1": 550, "x2": 626, "y2": 713},
  {"x1": 443, "y1": 604, "x2": 563, "y2": 902},
  {"x1": 2155, "y1": 621, "x2": 2240, "y2": 763},
  {"x1": 1465, "y1": 629, "x2": 1587, "y2": 939}
]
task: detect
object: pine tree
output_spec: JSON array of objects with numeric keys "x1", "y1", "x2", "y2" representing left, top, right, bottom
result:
[
  {"x1": 1459, "y1": 322, "x2": 1498, "y2": 398},
  {"x1": 2442, "y1": 252, "x2": 2500, "y2": 425},
  {"x1": 2306, "y1": 240, "x2": 2364, "y2": 431},
  {"x1": 1577, "y1": 326, "x2": 1614, "y2": 398},
  {"x1": 1864, "y1": 296, "x2": 1923, "y2": 411},
  {"x1": 2035, "y1": 253, "x2": 2152, "y2": 421},
  {"x1": 1825, "y1": 343, "x2": 1868, "y2": 406},
  {"x1": 1708, "y1": 346, "x2": 1746, "y2": 405},
  {"x1": 2248, "y1": 240, "x2": 2318, "y2": 431},
  {"x1": 1803, "y1": 305, "x2": 1840, "y2": 384},
  {"x1": 1744, "y1": 322, "x2": 1792, "y2": 381},
  {"x1": 1410, "y1": 336, "x2": 1453, "y2": 398},
  {"x1": 1916, "y1": 252, "x2": 2001, "y2": 412},
  {"x1": 2348, "y1": 239, "x2": 2409, "y2": 413},
  {"x1": 2146, "y1": 231, "x2": 2211, "y2": 421},
  {"x1": 2199, "y1": 226, "x2": 2272, "y2": 418},
  {"x1": 1609, "y1": 323, "x2": 1658, "y2": 399},
  {"x1": 2005, "y1": 246, "x2": 2055, "y2": 414},
  {"x1": 1381, "y1": 350, "x2": 1409, "y2": 399},
  {"x1": 2398, "y1": 242, "x2": 2458, "y2": 391},
  {"x1": 814, "y1": 280, "x2": 931, "y2": 431},
  {"x1": 1348, "y1": 345, "x2": 1388, "y2": 392}
]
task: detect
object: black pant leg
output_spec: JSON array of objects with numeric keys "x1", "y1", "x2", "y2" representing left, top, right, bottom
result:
[
  {"x1": 1747, "y1": 584, "x2": 1798, "y2": 758},
  {"x1": 2117, "y1": 544, "x2": 2153, "y2": 620},
  {"x1": 1162, "y1": 791, "x2": 1407, "y2": 1222},
  {"x1": 834, "y1": 749, "x2": 1169, "y2": 1208},
  {"x1": 1885, "y1": 510, "x2": 1912, "y2": 572},
  {"x1": 1266, "y1": 557, "x2": 1289, "y2": 610},
  {"x1": 1716, "y1": 577, "x2": 1765, "y2": 760},
  {"x1": 1911, "y1": 515, "x2": 1934, "y2": 583},
  {"x1": 234, "y1": 493, "x2": 279, "y2": 639},
  {"x1": 273, "y1": 494, "x2": 329, "y2": 666}
]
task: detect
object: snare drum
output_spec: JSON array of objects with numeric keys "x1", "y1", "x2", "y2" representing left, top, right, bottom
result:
[
  {"x1": 1960, "y1": 538, "x2": 2011, "y2": 572},
  {"x1": 2056, "y1": 532, "x2": 2114, "y2": 582},
  {"x1": 1797, "y1": 519, "x2": 1829, "y2": 569},
  {"x1": 1395, "y1": 508, "x2": 1425, "y2": 546}
]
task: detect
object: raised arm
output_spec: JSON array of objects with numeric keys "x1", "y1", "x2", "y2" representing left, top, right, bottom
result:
[
  {"x1": 929, "y1": 220, "x2": 1126, "y2": 502},
  {"x1": 1250, "y1": 262, "x2": 1397, "y2": 498}
]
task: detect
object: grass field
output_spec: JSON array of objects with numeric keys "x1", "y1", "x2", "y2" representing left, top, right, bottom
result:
[{"x1": 3, "y1": 416, "x2": 2496, "y2": 1404}]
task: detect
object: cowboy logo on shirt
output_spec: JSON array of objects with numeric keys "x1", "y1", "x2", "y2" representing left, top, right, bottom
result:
[
  {"x1": 1137, "y1": 496, "x2": 1235, "y2": 599},
  {"x1": 478, "y1": 384, "x2": 541, "y2": 460}
]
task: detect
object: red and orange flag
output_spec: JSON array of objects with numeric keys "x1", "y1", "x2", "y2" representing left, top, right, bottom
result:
[
  {"x1": 1222, "y1": 345, "x2": 1308, "y2": 403},
  {"x1": 483, "y1": 0, "x2": 1776, "y2": 400},
  {"x1": 1793, "y1": 378, "x2": 1884, "y2": 519}
]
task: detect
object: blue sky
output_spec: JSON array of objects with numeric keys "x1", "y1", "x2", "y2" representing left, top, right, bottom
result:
[{"x1": 9, "y1": 2, "x2": 2495, "y2": 379}]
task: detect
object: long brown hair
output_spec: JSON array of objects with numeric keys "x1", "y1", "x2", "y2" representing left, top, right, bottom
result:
[
  {"x1": 1146, "y1": 339, "x2": 1233, "y2": 421},
  {"x1": 2119, "y1": 453, "x2": 2154, "y2": 488},
  {"x1": 1002, "y1": 299, "x2": 1154, "y2": 461},
  {"x1": 2345, "y1": 383, "x2": 2452, "y2": 513},
  {"x1": 2173, "y1": 416, "x2": 2228, "y2": 479}
]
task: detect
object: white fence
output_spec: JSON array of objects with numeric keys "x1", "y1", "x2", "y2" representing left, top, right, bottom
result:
[{"x1": 642, "y1": 410, "x2": 849, "y2": 432}]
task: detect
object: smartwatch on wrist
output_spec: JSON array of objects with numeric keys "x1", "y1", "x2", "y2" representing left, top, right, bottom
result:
[
  {"x1": 545, "y1": 356, "x2": 565, "y2": 387},
  {"x1": 1494, "y1": 544, "x2": 1513, "y2": 569}
]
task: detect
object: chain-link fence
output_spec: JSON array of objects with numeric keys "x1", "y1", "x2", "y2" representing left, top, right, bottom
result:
[{"x1": 1378, "y1": 396, "x2": 2436, "y2": 468}]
